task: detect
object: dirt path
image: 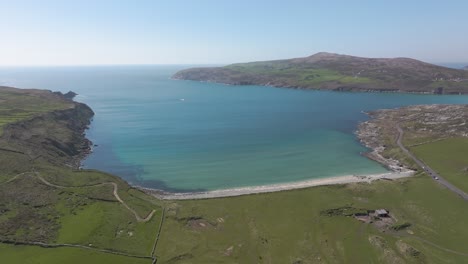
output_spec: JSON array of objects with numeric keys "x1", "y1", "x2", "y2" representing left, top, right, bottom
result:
[
  {"x1": 0, "y1": 172, "x2": 30, "y2": 185},
  {"x1": 2, "y1": 171, "x2": 160, "y2": 262},
  {"x1": 34, "y1": 173, "x2": 156, "y2": 222},
  {"x1": 3, "y1": 171, "x2": 156, "y2": 222}
]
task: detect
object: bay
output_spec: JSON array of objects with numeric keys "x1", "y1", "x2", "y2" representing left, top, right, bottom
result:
[{"x1": 1, "y1": 65, "x2": 467, "y2": 192}]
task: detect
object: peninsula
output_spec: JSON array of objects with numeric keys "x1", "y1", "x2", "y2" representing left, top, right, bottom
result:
[
  {"x1": 173, "y1": 52, "x2": 468, "y2": 94},
  {"x1": 0, "y1": 87, "x2": 164, "y2": 264}
]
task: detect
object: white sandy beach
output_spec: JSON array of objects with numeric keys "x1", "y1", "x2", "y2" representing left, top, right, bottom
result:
[{"x1": 140, "y1": 170, "x2": 414, "y2": 200}]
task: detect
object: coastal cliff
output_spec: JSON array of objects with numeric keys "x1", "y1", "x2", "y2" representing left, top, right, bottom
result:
[
  {"x1": 174, "y1": 52, "x2": 468, "y2": 94},
  {"x1": 0, "y1": 88, "x2": 94, "y2": 169},
  {"x1": 0, "y1": 87, "x2": 162, "y2": 248}
]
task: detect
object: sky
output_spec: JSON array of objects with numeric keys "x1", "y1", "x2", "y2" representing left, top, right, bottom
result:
[{"x1": 1, "y1": 0, "x2": 467, "y2": 66}]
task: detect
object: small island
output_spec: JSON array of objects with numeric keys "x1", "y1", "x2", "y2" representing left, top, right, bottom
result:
[{"x1": 173, "y1": 52, "x2": 468, "y2": 94}]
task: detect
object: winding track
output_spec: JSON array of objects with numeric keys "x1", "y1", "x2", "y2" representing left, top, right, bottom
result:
[
  {"x1": 1, "y1": 171, "x2": 162, "y2": 262},
  {"x1": 396, "y1": 123, "x2": 468, "y2": 201},
  {"x1": 35, "y1": 173, "x2": 157, "y2": 222},
  {"x1": 2, "y1": 171, "x2": 156, "y2": 222},
  {"x1": 1, "y1": 172, "x2": 30, "y2": 184}
]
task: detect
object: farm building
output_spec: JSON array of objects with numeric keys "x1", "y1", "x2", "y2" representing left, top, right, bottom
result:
[{"x1": 375, "y1": 209, "x2": 389, "y2": 217}]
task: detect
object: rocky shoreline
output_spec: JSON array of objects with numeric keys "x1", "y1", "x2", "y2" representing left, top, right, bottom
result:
[
  {"x1": 66, "y1": 103, "x2": 95, "y2": 169},
  {"x1": 172, "y1": 76, "x2": 450, "y2": 95},
  {"x1": 0, "y1": 90, "x2": 94, "y2": 170},
  {"x1": 54, "y1": 91, "x2": 95, "y2": 168},
  {"x1": 355, "y1": 112, "x2": 408, "y2": 172},
  {"x1": 355, "y1": 104, "x2": 468, "y2": 173}
]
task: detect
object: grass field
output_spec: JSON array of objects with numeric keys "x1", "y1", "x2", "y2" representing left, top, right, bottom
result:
[
  {"x1": 54, "y1": 192, "x2": 162, "y2": 256},
  {"x1": 411, "y1": 137, "x2": 468, "y2": 193},
  {"x1": 155, "y1": 174, "x2": 468, "y2": 263},
  {"x1": 0, "y1": 89, "x2": 72, "y2": 135},
  {"x1": 226, "y1": 64, "x2": 374, "y2": 87}
]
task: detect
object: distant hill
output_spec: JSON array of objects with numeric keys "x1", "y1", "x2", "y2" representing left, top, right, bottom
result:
[
  {"x1": 173, "y1": 52, "x2": 468, "y2": 94},
  {"x1": 464, "y1": 66, "x2": 468, "y2": 70}
]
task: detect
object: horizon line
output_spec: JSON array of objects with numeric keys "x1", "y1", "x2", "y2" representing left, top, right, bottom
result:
[
  {"x1": 0, "y1": 59, "x2": 466, "y2": 68},
  {"x1": 0, "y1": 63, "x2": 226, "y2": 67}
]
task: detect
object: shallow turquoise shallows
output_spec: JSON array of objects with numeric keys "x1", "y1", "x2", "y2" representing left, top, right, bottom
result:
[{"x1": 1, "y1": 65, "x2": 468, "y2": 192}]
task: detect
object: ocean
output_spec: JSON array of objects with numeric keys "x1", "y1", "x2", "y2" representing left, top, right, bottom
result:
[{"x1": 1, "y1": 65, "x2": 468, "y2": 192}]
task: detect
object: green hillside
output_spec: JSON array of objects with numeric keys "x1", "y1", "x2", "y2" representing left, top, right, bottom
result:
[{"x1": 173, "y1": 52, "x2": 468, "y2": 94}]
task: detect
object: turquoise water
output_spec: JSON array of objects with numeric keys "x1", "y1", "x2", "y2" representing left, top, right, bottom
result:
[{"x1": 1, "y1": 65, "x2": 468, "y2": 192}]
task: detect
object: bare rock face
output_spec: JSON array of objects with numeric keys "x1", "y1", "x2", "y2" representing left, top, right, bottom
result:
[
  {"x1": 63, "y1": 91, "x2": 78, "y2": 99},
  {"x1": 0, "y1": 102, "x2": 94, "y2": 168}
]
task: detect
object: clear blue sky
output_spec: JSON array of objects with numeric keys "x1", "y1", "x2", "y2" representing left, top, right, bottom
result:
[{"x1": 1, "y1": 0, "x2": 467, "y2": 65}]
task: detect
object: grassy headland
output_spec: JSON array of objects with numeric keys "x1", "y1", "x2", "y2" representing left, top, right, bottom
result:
[
  {"x1": 0, "y1": 87, "x2": 163, "y2": 263},
  {"x1": 173, "y1": 52, "x2": 468, "y2": 94}
]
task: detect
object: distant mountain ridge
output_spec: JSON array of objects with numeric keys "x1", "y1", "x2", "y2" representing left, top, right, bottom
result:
[{"x1": 173, "y1": 52, "x2": 468, "y2": 94}]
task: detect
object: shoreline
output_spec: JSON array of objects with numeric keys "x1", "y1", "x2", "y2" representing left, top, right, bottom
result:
[
  {"x1": 171, "y1": 77, "x2": 455, "y2": 95},
  {"x1": 71, "y1": 85, "x2": 416, "y2": 201},
  {"x1": 138, "y1": 170, "x2": 414, "y2": 200}
]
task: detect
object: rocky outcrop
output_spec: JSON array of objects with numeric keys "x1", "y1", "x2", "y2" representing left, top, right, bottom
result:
[
  {"x1": 53, "y1": 91, "x2": 78, "y2": 100},
  {"x1": 356, "y1": 117, "x2": 407, "y2": 172},
  {"x1": 356, "y1": 105, "x2": 468, "y2": 170}
]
